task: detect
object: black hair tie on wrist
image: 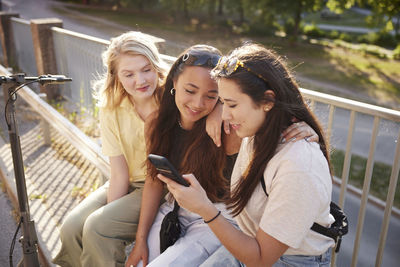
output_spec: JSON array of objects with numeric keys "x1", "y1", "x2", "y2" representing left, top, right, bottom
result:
[{"x1": 204, "y1": 210, "x2": 221, "y2": 224}]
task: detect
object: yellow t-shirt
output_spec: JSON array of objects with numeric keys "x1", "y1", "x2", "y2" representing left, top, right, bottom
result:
[{"x1": 99, "y1": 97, "x2": 147, "y2": 183}]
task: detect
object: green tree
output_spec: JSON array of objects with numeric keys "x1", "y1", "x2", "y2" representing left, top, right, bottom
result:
[
  {"x1": 363, "y1": 0, "x2": 400, "y2": 37},
  {"x1": 245, "y1": 0, "x2": 325, "y2": 43},
  {"x1": 327, "y1": 0, "x2": 400, "y2": 37}
]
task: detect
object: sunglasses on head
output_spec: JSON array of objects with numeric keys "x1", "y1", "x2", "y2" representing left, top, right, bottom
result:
[
  {"x1": 181, "y1": 52, "x2": 220, "y2": 68},
  {"x1": 213, "y1": 56, "x2": 268, "y2": 83}
]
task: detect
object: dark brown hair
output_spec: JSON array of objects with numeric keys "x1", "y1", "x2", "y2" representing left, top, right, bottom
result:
[
  {"x1": 147, "y1": 45, "x2": 228, "y2": 202},
  {"x1": 213, "y1": 44, "x2": 332, "y2": 216}
]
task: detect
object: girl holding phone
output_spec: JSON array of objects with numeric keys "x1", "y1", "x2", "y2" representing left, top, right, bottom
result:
[
  {"x1": 126, "y1": 44, "x2": 319, "y2": 267},
  {"x1": 159, "y1": 44, "x2": 334, "y2": 267}
]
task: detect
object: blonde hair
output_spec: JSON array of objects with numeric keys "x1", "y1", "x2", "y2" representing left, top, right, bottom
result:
[{"x1": 94, "y1": 31, "x2": 168, "y2": 109}]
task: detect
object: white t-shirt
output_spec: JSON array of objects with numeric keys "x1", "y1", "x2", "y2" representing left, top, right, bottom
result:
[{"x1": 231, "y1": 137, "x2": 335, "y2": 256}]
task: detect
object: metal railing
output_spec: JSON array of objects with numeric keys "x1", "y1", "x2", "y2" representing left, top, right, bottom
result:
[
  {"x1": 0, "y1": 28, "x2": 4, "y2": 63},
  {"x1": 4, "y1": 18, "x2": 400, "y2": 267},
  {"x1": 51, "y1": 26, "x2": 176, "y2": 115},
  {"x1": 52, "y1": 27, "x2": 107, "y2": 113},
  {"x1": 10, "y1": 17, "x2": 37, "y2": 76},
  {"x1": 301, "y1": 88, "x2": 400, "y2": 266}
]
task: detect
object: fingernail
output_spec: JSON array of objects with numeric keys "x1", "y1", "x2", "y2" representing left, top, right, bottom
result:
[
  {"x1": 305, "y1": 137, "x2": 310, "y2": 142},
  {"x1": 289, "y1": 137, "x2": 296, "y2": 142},
  {"x1": 281, "y1": 137, "x2": 286, "y2": 143}
]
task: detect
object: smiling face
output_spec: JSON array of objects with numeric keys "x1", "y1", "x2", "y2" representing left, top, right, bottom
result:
[
  {"x1": 174, "y1": 66, "x2": 219, "y2": 129},
  {"x1": 117, "y1": 54, "x2": 158, "y2": 102},
  {"x1": 218, "y1": 78, "x2": 267, "y2": 138}
]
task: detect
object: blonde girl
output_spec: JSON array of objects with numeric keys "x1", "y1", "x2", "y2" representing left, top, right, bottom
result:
[{"x1": 53, "y1": 31, "x2": 168, "y2": 267}]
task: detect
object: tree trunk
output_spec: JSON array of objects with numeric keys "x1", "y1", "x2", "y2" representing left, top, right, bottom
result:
[
  {"x1": 291, "y1": 1, "x2": 303, "y2": 46},
  {"x1": 208, "y1": 0, "x2": 216, "y2": 19},
  {"x1": 183, "y1": 0, "x2": 189, "y2": 19},
  {"x1": 238, "y1": 0, "x2": 244, "y2": 24},
  {"x1": 217, "y1": 0, "x2": 223, "y2": 15}
]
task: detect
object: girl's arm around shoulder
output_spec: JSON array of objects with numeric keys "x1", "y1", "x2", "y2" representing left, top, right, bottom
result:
[{"x1": 223, "y1": 129, "x2": 241, "y2": 156}]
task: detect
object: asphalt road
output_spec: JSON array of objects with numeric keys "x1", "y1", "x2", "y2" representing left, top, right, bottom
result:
[{"x1": 313, "y1": 103, "x2": 400, "y2": 166}]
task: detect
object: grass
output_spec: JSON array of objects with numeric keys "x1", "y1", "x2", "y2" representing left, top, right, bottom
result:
[
  {"x1": 261, "y1": 39, "x2": 400, "y2": 108},
  {"x1": 331, "y1": 150, "x2": 400, "y2": 209},
  {"x1": 52, "y1": 4, "x2": 400, "y2": 110},
  {"x1": 29, "y1": 193, "x2": 48, "y2": 204}
]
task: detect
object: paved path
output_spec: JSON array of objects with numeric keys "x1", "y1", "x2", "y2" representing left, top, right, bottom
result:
[{"x1": 0, "y1": 85, "x2": 102, "y2": 265}]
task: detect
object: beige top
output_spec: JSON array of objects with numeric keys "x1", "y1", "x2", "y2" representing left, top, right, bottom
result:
[
  {"x1": 231, "y1": 137, "x2": 335, "y2": 255},
  {"x1": 99, "y1": 97, "x2": 147, "y2": 183}
]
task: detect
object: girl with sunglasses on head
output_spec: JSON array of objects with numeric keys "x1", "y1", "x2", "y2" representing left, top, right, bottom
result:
[
  {"x1": 158, "y1": 43, "x2": 335, "y2": 267},
  {"x1": 53, "y1": 31, "x2": 168, "y2": 267},
  {"x1": 126, "y1": 44, "x2": 318, "y2": 267}
]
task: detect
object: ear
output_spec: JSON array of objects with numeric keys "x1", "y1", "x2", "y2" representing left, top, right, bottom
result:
[{"x1": 263, "y1": 90, "x2": 275, "y2": 111}]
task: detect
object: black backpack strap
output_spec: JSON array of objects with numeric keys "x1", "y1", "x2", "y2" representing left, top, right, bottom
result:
[
  {"x1": 173, "y1": 200, "x2": 180, "y2": 213},
  {"x1": 260, "y1": 177, "x2": 269, "y2": 197},
  {"x1": 310, "y1": 201, "x2": 348, "y2": 253},
  {"x1": 259, "y1": 178, "x2": 347, "y2": 253},
  {"x1": 311, "y1": 222, "x2": 336, "y2": 239}
]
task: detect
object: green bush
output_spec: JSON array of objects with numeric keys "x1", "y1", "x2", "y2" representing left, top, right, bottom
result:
[
  {"x1": 303, "y1": 24, "x2": 325, "y2": 38},
  {"x1": 328, "y1": 30, "x2": 340, "y2": 39},
  {"x1": 357, "y1": 33, "x2": 373, "y2": 44},
  {"x1": 374, "y1": 31, "x2": 397, "y2": 48},
  {"x1": 338, "y1": 32, "x2": 352, "y2": 42},
  {"x1": 283, "y1": 19, "x2": 296, "y2": 35},
  {"x1": 357, "y1": 31, "x2": 397, "y2": 48},
  {"x1": 359, "y1": 44, "x2": 387, "y2": 58}
]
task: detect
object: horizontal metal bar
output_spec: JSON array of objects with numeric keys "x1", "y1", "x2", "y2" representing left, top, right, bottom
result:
[
  {"x1": 10, "y1": 17, "x2": 30, "y2": 25},
  {"x1": 301, "y1": 88, "x2": 400, "y2": 122}
]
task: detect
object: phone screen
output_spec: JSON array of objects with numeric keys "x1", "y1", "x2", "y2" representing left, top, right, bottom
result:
[{"x1": 148, "y1": 154, "x2": 190, "y2": 187}]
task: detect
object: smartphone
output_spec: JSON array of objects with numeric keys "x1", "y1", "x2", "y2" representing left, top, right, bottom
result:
[{"x1": 148, "y1": 154, "x2": 190, "y2": 187}]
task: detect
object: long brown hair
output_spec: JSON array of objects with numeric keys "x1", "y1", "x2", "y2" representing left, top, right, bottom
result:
[
  {"x1": 213, "y1": 44, "x2": 332, "y2": 216},
  {"x1": 147, "y1": 45, "x2": 228, "y2": 202}
]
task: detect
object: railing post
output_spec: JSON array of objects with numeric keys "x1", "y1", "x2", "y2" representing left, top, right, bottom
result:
[
  {"x1": 30, "y1": 18, "x2": 63, "y2": 101},
  {"x1": 39, "y1": 93, "x2": 52, "y2": 145},
  {"x1": 0, "y1": 12, "x2": 19, "y2": 68}
]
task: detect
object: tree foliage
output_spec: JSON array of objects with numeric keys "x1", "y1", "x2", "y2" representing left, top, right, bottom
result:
[{"x1": 88, "y1": 0, "x2": 399, "y2": 41}]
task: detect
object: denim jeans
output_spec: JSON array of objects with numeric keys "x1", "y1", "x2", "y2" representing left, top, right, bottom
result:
[
  {"x1": 136, "y1": 202, "x2": 236, "y2": 267},
  {"x1": 200, "y1": 245, "x2": 332, "y2": 267}
]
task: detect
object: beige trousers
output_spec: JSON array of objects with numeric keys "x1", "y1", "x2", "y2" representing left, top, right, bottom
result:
[{"x1": 52, "y1": 181, "x2": 143, "y2": 267}]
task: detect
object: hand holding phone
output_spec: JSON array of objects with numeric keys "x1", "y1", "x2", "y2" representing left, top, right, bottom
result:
[{"x1": 148, "y1": 154, "x2": 190, "y2": 187}]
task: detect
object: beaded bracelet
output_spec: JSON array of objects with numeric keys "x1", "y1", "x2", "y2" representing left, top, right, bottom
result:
[{"x1": 204, "y1": 210, "x2": 221, "y2": 224}]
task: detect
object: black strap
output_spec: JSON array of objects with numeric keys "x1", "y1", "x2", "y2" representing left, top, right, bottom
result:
[
  {"x1": 259, "y1": 178, "x2": 345, "y2": 252},
  {"x1": 173, "y1": 200, "x2": 180, "y2": 213},
  {"x1": 260, "y1": 177, "x2": 269, "y2": 197}
]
